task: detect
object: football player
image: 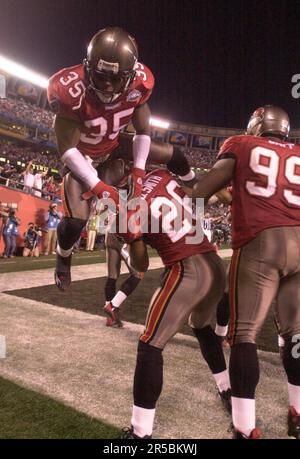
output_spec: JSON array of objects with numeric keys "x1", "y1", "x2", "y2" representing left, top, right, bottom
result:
[
  {"x1": 103, "y1": 230, "x2": 143, "y2": 328},
  {"x1": 117, "y1": 167, "x2": 231, "y2": 439},
  {"x1": 47, "y1": 26, "x2": 194, "y2": 291},
  {"x1": 191, "y1": 105, "x2": 300, "y2": 439}
]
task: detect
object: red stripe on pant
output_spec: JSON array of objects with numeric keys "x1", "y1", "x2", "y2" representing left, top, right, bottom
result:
[
  {"x1": 228, "y1": 248, "x2": 241, "y2": 346},
  {"x1": 140, "y1": 262, "x2": 182, "y2": 344}
]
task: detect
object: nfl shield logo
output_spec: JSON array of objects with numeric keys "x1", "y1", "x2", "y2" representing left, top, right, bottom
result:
[{"x1": 127, "y1": 89, "x2": 142, "y2": 102}]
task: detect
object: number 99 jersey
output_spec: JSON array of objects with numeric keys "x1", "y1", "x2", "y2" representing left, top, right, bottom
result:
[
  {"x1": 47, "y1": 62, "x2": 154, "y2": 158},
  {"x1": 140, "y1": 169, "x2": 215, "y2": 266},
  {"x1": 218, "y1": 134, "x2": 300, "y2": 249}
]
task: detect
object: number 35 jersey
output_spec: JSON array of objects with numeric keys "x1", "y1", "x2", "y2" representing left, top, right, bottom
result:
[
  {"x1": 141, "y1": 169, "x2": 215, "y2": 266},
  {"x1": 47, "y1": 62, "x2": 154, "y2": 158},
  {"x1": 218, "y1": 134, "x2": 300, "y2": 249}
]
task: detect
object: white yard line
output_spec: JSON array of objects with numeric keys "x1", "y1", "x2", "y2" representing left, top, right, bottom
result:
[{"x1": 0, "y1": 257, "x2": 164, "y2": 292}]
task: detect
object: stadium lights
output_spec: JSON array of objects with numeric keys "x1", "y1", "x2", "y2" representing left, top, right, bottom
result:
[
  {"x1": 150, "y1": 117, "x2": 170, "y2": 129},
  {"x1": 0, "y1": 54, "x2": 48, "y2": 88}
]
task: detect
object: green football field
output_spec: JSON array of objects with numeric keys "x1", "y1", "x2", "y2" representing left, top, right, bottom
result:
[
  {"x1": 0, "y1": 249, "x2": 282, "y2": 439},
  {"x1": 0, "y1": 248, "x2": 158, "y2": 274},
  {"x1": 0, "y1": 376, "x2": 119, "y2": 439}
]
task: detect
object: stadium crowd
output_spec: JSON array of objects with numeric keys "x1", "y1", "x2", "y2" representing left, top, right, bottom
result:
[
  {"x1": 0, "y1": 139, "x2": 60, "y2": 169},
  {"x1": 0, "y1": 97, "x2": 54, "y2": 129},
  {"x1": 186, "y1": 147, "x2": 218, "y2": 168}
]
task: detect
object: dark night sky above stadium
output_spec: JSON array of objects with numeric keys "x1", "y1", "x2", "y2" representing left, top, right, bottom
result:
[{"x1": 1, "y1": 0, "x2": 300, "y2": 129}]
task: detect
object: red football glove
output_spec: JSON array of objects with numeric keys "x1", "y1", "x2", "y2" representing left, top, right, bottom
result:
[
  {"x1": 81, "y1": 180, "x2": 119, "y2": 206},
  {"x1": 128, "y1": 168, "x2": 145, "y2": 200}
]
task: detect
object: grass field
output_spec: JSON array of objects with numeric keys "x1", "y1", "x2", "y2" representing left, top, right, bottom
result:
[
  {"x1": 0, "y1": 249, "x2": 284, "y2": 439},
  {"x1": 0, "y1": 251, "x2": 104, "y2": 274},
  {"x1": 6, "y1": 261, "x2": 279, "y2": 353},
  {"x1": 0, "y1": 376, "x2": 119, "y2": 439}
]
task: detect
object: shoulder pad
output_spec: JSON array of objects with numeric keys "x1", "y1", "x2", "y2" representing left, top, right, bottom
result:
[
  {"x1": 47, "y1": 65, "x2": 85, "y2": 116},
  {"x1": 134, "y1": 62, "x2": 155, "y2": 91}
]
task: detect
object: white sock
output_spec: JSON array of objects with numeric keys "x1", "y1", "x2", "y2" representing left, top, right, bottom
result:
[
  {"x1": 215, "y1": 324, "x2": 228, "y2": 337},
  {"x1": 179, "y1": 170, "x2": 195, "y2": 181},
  {"x1": 131, "y1": 405, "x2": 155, "y2": 438},
  {"x1": 213, "y1": 369, "x2": 231, "y2": 392},
  {"x1": 232, "y1": 396, "x2": 255, "y2": 437},
  {"x1": 56, "y1": 244, "x2": 73, "y2": 257},
  {"x1": 111, "y1": 291, "x2": 127, "y2": 308},
  {"x1": 278, "y1": 335, "x2": 285, "y2": 348},
  {"x1": 288, "y1": 383, "x2": 300, "y2": 414}
]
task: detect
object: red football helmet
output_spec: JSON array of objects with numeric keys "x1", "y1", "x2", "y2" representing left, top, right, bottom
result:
[
  {"x1": 246, "y1": 105, "x2": 290, "y2": 139},
  {"x1": 84, "y1": 27, "x2": 138, "y2": 104}
]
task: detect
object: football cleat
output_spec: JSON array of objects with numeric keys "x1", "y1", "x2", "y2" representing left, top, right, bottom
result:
[
  {"x1": 103, "y1": 302, "x2": 123, "y2": 328},
  {"x1": 120, "y1": 426, "x2": 152, "y2": 439},
  {"x1": 105, "y1": 316, "x2": 122, "y2": 328},
  {"x1": 233, "y1": 428, "x2": 261, "y2": 439},
  {"x1": 288, "y1": 406, "x2": 300, "y2": 439},
  {"x1": 218, "y1": 388, "x2": 232, "y2": 415},
  {"x1": 54, "y1": 253, "x2": 72, "y2": 291},
  {"x1": 106, "y1": 316, "x2": 114, "y2": 327}
]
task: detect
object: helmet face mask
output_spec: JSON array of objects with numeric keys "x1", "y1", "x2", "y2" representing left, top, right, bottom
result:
[
  {"x1": 89, "y1": 67, "x2": 135, "y2": 103},
  {"x1": 246, "y1": 105, "x2": 290, "y2": 140},
  {"x1": 84, "y1": 27, "x2": 138, "y2": 104}
]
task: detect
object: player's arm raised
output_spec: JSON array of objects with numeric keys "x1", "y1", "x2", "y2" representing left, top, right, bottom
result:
[
  {"x1": 191, "y1": 158, "x2": 235, "y2": 203},
  {"x1": 129, "y1": 103, "x2": 152, "y2": 198},
  {"x1": 128, "y1": 238, "x2": 149, "y2": 273}
]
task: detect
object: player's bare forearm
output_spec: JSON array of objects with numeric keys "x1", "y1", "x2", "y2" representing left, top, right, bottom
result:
[
  {"x1": 192, "y1": 159, "x2": 235, "y2": 202},
  {"x1": 148, "y1": 141, "x2": 173, "y2": 164},
  {"x1": 128, "y1": 239, "x2": 149, "y2": 272},
  {"x1": 214, "y1": 188, "x2": 232, "y2": 204},
  {"x1": 54, "y1": 115, "x2": 82, "y2": 155},
  {"x1": 132, "y1": 103, "x2": 151, "y2": 135}
]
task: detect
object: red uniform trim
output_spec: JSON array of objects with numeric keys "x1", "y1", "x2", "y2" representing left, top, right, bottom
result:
[
  {"x1": 140, "y1": 262, "x2": 183, "y2": 343},
  {"x1": 61, "y1": 177, "x2": 71, "y2": 218},
  {"x1": 228, "y1": 248, "x2": 241, "y2": 346}
]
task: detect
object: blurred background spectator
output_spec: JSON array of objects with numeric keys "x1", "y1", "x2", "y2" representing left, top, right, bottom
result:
[
  {"x1": 0, "y1": 163, "x2": 17, "y2": 185},
  {"x1": 2, "y1": 208, "x2": 20, "y2": 258},
  {"x1": 23, "y1": 222, "x2": 42, "y2": 257},
  {"x1": 33, "y1": 167, "x2": 48, "y2": 197},
  {"x1": 22, "y1": 160, "x2": 35, "y2": 193},
  {"x1": 43, "y1": 203, "x2": 61, "y2": 255},
  {"x1": 86, "y1": 209, "x2": 99, "y2": 251}
]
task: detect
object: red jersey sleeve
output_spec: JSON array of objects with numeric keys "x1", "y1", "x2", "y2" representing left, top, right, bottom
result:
[
  {"x1": 134, "y1": 63, "x2": 155, "y2": 106},
  {"x1": 217, "y1": 135, "x2": 251, "y2": 171},
  {"x1": 47, "y1": 67, "x2": 83, "y2": 123}
]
